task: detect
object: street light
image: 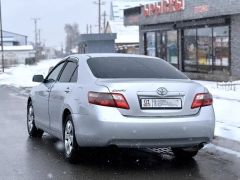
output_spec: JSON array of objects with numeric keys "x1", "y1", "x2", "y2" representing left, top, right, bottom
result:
[{"x1": 0, "y1": 0, "x2": 4, "y2": 72}]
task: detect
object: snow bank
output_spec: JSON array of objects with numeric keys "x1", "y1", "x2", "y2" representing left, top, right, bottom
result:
[
  {"x1": 196, "y1": 80, "x2": 240, "y2": 101},
  {"x1": 196, "y1": 80, "x2": 240, "y2": 142},
  {"x1": 0, "y1": 59, "x2": 61, "y2": 87}
]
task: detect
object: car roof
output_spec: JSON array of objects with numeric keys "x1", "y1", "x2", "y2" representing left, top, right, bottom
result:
[{"x1": 70, "y1": 53, "x2": 158, "y2": 61}]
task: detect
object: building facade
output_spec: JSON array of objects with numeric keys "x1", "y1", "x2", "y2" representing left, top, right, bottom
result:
[{"x1": 124, "y1": 0, "x2": 240, "y2": 81}]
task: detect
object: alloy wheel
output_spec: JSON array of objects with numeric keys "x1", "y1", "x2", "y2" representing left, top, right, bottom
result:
[
  {"x1": 28, "y1": 106, "x2": 34, "y2": 132},
  {"x1": 65, "y1": 121, "x2": 74, "y2": 156}
]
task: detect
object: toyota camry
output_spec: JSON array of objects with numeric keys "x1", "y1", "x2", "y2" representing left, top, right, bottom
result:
[{"x1": 27, "y1": 53, "x2": 215, "y2": 162}]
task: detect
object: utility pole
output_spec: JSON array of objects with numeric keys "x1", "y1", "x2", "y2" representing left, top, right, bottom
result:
[
  {"x1": 102, "y1": 11, "x2": 107, "y2": 33},
  {"x1": 38, "y1": 29, "x2": 41, "y2": 46},
  {"x1": 0, "y1": 0, "x2": 4, "y2": 72},
  {"x1": 94, "y1": 0, "x2": 105, "y2": 34},
  {"x1": 31, "y1": 18, "x2": 40, "y2": 60},
  {"x1": 90, "y1": 25, "x2": 92, "y2": 34},
  {"x1": 86, "y1": 24, "x2": 89, "y2": 34}
]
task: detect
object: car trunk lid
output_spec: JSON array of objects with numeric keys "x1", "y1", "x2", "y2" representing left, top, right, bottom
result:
[{"x1": 96, "y1": 79, "x2": 205, "y2": 117}]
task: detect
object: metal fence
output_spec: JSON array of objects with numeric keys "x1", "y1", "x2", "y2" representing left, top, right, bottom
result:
[
  {"x1": 0, "y1": 57, "x2": 36, "y2": 71},
  {"x1": 217, "y1": 82, "x2": 240, "y2": 91}
]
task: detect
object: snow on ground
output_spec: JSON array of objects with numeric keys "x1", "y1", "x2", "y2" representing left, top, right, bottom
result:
[
  {"x1": 0, "y1": 59, "x2": 239, "y2": 142},
  {"x1": 0, "y1": 59, "x2": 61, "y2": 87},
  {"x1": 204, "y1": 144, "x2": 240, "y2": 158},
  {"x1": 196, "y1": 80, "x2": 240, "y2": 142}
]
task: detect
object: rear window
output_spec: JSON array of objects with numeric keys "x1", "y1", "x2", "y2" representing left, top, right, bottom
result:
[{"x1": 87, "y1": 57, "x2": 188, "y2": 79}]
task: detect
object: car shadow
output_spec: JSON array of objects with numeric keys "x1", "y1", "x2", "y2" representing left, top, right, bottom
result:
[{"x1": 25, "y1": 134, "x2": 203, "y2": 179}]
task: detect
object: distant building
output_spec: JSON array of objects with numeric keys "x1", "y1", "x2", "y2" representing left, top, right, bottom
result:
[
  {"x1": 78, "y1": 33, "x2": 117, "y2": 54},
  {"x1": 105, "y1": 21, "x2": 139, "y2": 54},
  {"x1": 107, "y1": 0, "x2": 156, "y2": 54},
  {"x1": 0, "y1": 31, "x2": 35, "y2": 67},
  {"x1": 2, "y1": 31, "x2": 28, "y2": 46}
]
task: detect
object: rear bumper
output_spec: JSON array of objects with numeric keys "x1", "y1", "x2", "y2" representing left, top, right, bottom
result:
[{"x1": 72, "y1": 106, "x2": 215, "y2": 148}]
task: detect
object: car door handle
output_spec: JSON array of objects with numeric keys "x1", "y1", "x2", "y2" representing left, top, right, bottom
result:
[{"x1": 65, "y1": 87, "x2": 71, "y2": 93}]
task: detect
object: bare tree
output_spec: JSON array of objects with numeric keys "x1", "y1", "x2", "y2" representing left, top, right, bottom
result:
[{"x1": 64, "y1": 23, "x2": 80, "y2": 54}]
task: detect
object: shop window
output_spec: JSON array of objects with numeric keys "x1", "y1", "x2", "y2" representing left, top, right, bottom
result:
[
  {"x1": 156, "y1": 30, "x2": 178, "y2": 67},
  {"x1": 146, "y1": 32, "x2": 156, "y2": 57},
  {"x1": 167, "y1": 31, "x2": 178, "y2": 66},
  {"x1": 197, "y1": 27, "x2": 213, "y2": 73},
  {"x1": 183, "y1": 26, "x2": 230, "y2": 74},
  {"x1": 183, "y1": 29, "x2": 197, "y2": 72},
  {"x1": 213, "y1": 26, "x2": 230, "y2": 72}
]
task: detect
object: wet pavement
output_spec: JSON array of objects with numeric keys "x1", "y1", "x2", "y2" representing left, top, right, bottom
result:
[{"x1": 0, "y1": 85, "x2": 240, "y2": 180}]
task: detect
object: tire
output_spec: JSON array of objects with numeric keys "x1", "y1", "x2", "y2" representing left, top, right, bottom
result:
[
  {"x1": 27, "y1": 102, "x2": 44, "y2": 138},
  {"x1": 63, "y1": 114, "x2": 79, "y2": 163},
  {"x1": 172, "y1": 147, "x2": 199, "y2": 159}
]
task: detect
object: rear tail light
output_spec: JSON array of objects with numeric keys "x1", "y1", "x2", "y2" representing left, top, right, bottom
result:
[
  {"x1": 88, "y1": 92, "x2": 130, "y2": 110},
  {"x1": 191, "y1": 93, "x2": 213, "y2": 109}
]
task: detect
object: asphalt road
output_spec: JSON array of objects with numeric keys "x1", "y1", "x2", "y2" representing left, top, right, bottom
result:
[{"x1": 0, "y1": 85, "x2": 240, "y2": 180}]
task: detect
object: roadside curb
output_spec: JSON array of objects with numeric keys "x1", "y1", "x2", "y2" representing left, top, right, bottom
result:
[{"x1": 212, "y1": 136, "x2": 240, "y2": 153}]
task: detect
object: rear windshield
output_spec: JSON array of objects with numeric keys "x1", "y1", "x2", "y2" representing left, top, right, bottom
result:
[{"x1": 87, "y1": 57, "x2": 188, "y2": 79}]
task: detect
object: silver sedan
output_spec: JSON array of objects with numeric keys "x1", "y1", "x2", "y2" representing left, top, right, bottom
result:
[{"x1": 27, "y1": 54, "x2": 215, "y2": 163}]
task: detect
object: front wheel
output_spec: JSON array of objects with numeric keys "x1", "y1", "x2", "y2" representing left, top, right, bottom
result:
[
  {"x1": 27, "y1": 102, "x2": 44, "y2": 138},
  {"x1": 64, "y1": 115, "x2": 79, "y2": 163},
  {"x1": 172, "y1": 147, "x2": 199, "y2": 159}
]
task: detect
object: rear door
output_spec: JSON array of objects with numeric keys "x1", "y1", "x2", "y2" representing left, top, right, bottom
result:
[{"x1": 49, "y1": 58, "x2": 78, "y2": 133}]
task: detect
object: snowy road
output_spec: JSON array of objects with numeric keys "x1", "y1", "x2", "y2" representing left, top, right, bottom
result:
[{"x1": 0, "y1": 85, "x2": 240, "y2": 180}]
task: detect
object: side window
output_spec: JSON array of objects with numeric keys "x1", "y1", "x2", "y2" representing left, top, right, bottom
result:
[
  {"x1": 46, "y1": 62, "x2": 65, "y2": 82},
  {"x1": 70, "y1": 67, "x2": 78, "y2": 82},
  {"x1": 59, "y1": 61, "x2": 78, "y2": 83}
]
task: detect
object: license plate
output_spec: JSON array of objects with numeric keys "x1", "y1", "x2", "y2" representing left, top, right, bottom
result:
[{"x1": 141, "y1": 98, "x2": 182, "y2": 109}]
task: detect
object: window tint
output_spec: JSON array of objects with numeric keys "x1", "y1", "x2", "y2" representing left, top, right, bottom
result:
[
  {"x1": 46, "y1": 62, "x2": 65, "y2": 82},
  {"x1": 70, "y1": 67, "x2": 78, "y2": 82},
  {"x1": 87, "y1": 57, "x2": 187, "y2": 79},
  {"x1": 59, "y1": 62, "x2": 78, "y2": 82}
]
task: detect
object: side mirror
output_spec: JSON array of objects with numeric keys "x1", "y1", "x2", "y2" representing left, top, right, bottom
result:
[
  {"x1": 33, "y1": 75, "x2": 44, "y2": 83},
  {"x1": 48, "y1": 66, "x2": 54, "y2": 73}
]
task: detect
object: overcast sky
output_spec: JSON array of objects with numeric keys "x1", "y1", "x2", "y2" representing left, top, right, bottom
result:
[{"x1": 2, "y1": 0, "x2": 111, "y2": 48}]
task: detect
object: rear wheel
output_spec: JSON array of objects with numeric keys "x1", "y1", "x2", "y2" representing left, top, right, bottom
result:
[
  {"x1": 27, "y1": 102, "x2": 44, "y2": 138},
  {"x1": 172, "y1": 147, "x2": 199, "y2": 159},
  {"x1": 64, "y1": 115, "x2": 78, "y2": 163}
]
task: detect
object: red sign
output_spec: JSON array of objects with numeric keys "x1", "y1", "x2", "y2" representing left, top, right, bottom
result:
[{"x1": 144, "y1": 0, "x2": 185, "y2": 17}]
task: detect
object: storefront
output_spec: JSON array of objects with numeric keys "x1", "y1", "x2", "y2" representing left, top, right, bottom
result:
[{"x1": 124, "y1": 0, "x2": 240, "y2": 81}]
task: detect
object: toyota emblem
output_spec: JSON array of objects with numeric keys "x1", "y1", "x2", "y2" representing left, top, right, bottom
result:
[{"x1": 157, "y1": 87, "x2": 168, "y2": 96}]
